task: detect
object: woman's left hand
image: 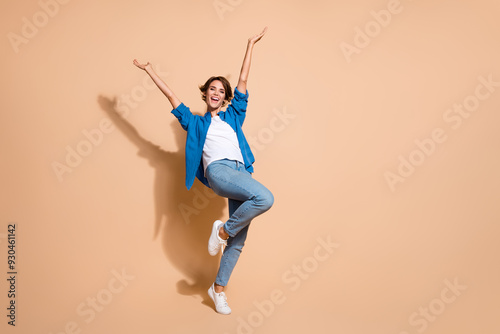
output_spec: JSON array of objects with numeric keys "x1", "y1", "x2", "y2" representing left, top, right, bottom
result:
[{"x1": 248, "y1": 27, "x2": 268, "y2": 45}]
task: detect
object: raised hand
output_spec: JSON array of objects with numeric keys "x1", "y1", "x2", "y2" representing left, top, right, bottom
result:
[
  {"x1": 133, "y1": 59, "x2": 152, "y2": 71},
  {"x1": 237, "y1": 27, "x2": 268, "y2": 94},
  {"x1": 131, "y1": 59, "x2": 181, "y2": 109},
  {"x1": 248, "y1": 27, "x2": 268, "y2": 45}
]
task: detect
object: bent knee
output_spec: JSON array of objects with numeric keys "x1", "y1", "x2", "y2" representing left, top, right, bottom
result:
[{"x1": 258, "y1": 190, "x2": 274, "y2": 212}]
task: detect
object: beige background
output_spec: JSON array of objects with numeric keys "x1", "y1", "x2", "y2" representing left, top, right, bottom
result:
[{"x1": 1, "y1": 0, "x2": 499, "y2": 333}]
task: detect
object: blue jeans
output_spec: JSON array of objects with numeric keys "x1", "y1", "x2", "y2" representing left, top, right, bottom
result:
[{"x1": 205, "y1": 159, "x2": 274, "y2": 287}]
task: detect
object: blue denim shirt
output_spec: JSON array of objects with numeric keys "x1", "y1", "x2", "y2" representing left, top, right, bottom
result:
[{"x1": 171, "y1": 88, "x2": 255, "y2": 190}]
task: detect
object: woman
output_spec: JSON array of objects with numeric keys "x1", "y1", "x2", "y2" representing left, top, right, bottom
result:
[{"x1": 133, "y1": 27, "x2": 273, "y2": 315}]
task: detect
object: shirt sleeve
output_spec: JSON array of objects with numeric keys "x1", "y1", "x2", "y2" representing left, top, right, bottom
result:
[
  {"x1": 171, "y1": 103, "x2": 193, "y2": 131},
  {"x1": 225, "y1": 88, "x2": 249, "y2": 125}
]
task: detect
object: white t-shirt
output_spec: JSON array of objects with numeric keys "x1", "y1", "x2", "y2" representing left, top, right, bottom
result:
[{"x1": 202, "y1": 115, "x2": 244, "y2": 173}]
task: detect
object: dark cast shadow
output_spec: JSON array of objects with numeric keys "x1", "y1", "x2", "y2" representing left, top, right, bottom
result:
[{"x1": 97, "y1": 95, "x2": 225, "y2": 309}]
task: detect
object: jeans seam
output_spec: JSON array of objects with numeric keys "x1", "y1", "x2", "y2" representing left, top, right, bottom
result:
[
  {"x1": 225, "y1": 200, "x2": 254, "y2": 236},
  {"x1": 209, "y1": 173, "x2": 255, "y2": 200},
  {"x1": 208, "y1": 172, "x2": 256, "y2": 236},
  {"x1": 207, "y1": 166, "x2": 261, "y2": 237}
]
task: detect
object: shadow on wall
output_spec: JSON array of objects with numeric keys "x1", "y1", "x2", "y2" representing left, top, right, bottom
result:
[{"x1": 97, "y1": 95, "x2": 226, "y2": 310}]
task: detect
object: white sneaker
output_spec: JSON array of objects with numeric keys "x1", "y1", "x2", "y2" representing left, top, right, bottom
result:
[
  {"x1": 208, "y1": 283, "x2": 232, "y2": 315},
  {"x1": 208, "y1": 220, "x2": 227, "y2": 256}
]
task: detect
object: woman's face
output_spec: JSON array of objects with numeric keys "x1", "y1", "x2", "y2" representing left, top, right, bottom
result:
[{"x1": 205, "y1": 80, "x2": 226, "y2": 110}]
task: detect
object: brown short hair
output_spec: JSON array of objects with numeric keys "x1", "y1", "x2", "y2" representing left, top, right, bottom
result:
[{"x1": 199, "y1": 76, "x2": 233, "y2": 107}]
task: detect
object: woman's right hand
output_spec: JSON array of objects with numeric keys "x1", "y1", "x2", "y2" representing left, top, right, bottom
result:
[{"x1": 133, "y1": 59, "x2": 152, "y2": 71}]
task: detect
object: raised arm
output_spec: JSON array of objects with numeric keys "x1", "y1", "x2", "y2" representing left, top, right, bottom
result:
[
  {"x1": 236, "y1": 27, "x2": 268, "y2": 94},
  {"x1": 133, "y1": 59, "x2": 181, "y2": 109}
]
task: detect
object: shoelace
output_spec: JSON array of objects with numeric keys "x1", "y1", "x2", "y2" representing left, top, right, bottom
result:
[
  {"x1": 218, "y1": 237, "x2": 227, "y2": 253},
  {"x1": 218, "y1": 292, "x2": 229, "y2": 308}
]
